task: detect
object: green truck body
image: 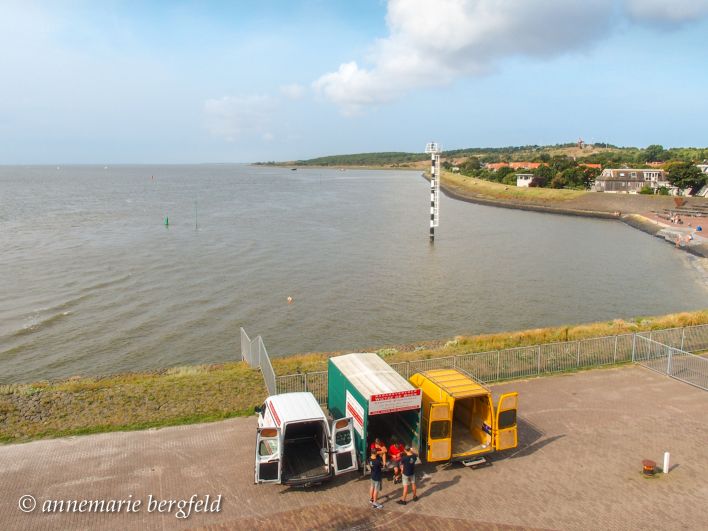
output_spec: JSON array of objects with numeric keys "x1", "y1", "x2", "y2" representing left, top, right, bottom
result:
[{"x1": 327, "y1": 353, "x2": 422, "y2": 467}]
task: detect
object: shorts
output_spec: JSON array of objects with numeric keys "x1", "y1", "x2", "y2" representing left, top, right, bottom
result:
[
  {"x1": 371, "y1": 479, "x2": 382, "y2": 492},
  {"x1": 402, "y1": 474, "x2": 415, "y2": 486}
]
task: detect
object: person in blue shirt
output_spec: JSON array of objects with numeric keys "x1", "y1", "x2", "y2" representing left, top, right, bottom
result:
[
  {"x1": 369, "y1": 451, "x2": 384, "y2": 509},
  {"x1": 397, "y1": 446, "x2": 418, "y2": 505}
]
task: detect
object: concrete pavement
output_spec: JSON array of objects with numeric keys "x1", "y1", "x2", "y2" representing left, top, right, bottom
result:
[{"x1": 1, "y1": 365, "x2": 706, "y2": 530}]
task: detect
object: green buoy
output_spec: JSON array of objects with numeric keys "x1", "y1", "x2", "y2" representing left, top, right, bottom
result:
[{"x1": 164, "y1": 216, "x2": 169, "y2": 226}]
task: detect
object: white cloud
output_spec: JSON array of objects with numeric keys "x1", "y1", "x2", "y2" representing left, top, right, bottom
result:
[
  {"x1": 625, "y1": 0, "x2": 708, "y2": 24},
  {"x1": 314, "y1": 0, "x2": 708, "y2": 113},
  {"x1": 203, "y1": 94, "x2": 276, "y2": 142},
  {"x1": 280, "y1": 83, "x2": 306, "y2": 100}
]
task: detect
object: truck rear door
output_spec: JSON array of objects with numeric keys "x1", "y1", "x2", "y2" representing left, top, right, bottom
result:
[
  {"x1": 494, "y1": 392, "x2": 518, "y2": 451},
  {"x1": 255, "y1": 427, "x2": 281, "y2": 483},
  {"x1": 426, "y1": 402, "x2": 452, "y2": 462},
  {"x1": 330, "y1": 417, "x2": 358, "y2": 475}
]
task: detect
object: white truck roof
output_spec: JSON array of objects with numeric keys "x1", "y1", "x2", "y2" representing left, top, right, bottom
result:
[
  {"x1": 265, "y1": 392, "x2": 327, "y2": 426},
  {"x1": 330, "y1": 352, "x2": 416, "y2": 399}
]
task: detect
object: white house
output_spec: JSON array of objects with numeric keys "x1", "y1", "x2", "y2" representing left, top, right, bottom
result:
[
  {"x1": 594, "y1": 168, "x2": 670, "y2": 193},
  {"x1": 516, "y1": 173, "x2": 534, "y2": 187}
]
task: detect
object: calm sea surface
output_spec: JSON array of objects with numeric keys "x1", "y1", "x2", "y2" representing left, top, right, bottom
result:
[{"x1": 0, "y1": 165, "x2": 705, "y2": 383}]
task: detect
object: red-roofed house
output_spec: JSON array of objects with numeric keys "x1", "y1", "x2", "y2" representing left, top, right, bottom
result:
[{"x1": 485, "y1": 162, "x2": 542, "y2": 171}]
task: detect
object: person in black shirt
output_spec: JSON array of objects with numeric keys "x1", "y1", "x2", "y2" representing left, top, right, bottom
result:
[
  {"x1": 397, "y1": 446, "x2": 418, "y2": 505},
  {"x1": 369, "y1": 451, "x2": 384, "y2": 509}
]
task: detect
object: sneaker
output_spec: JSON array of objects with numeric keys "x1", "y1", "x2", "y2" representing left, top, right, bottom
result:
[
  {"x1": 373, "y1": 502, "x2": 383, "y2": 509},
  {"x1": 396, "y1": 500, "x2": 407, "y2": 505},
  {"x1": 413, "y1": 495, "x2": 418, "y2": 502}
]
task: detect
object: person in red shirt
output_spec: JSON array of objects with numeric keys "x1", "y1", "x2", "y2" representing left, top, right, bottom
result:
[
  {"x1": 369, "y1": 438, "x2": 387, "y2": 467},
  {"x1": 388, "y1": 437, "x2": 405, "y2": 484}
]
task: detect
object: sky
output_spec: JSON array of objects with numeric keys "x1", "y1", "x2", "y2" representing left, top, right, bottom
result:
[{"x1": 2, "y1": 0, "x2": 708, "y2": 163}]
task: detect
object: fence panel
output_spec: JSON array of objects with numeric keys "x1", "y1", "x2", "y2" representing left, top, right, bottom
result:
[
  {"x1": 257, "y1": 336, "x2": 277, "y2": 396},
  {"x1": 578, "y1": 336, "x2": 618, "y2": 367},
  {"x1": 455, "y1": 351, "x2": 499, "y2": 382},
  {"x1": 389, "y1": 362, "x2": 410, "y2": 380},
  {"x1": 497, "y1": 346, "x2": 538, "y2": 381},
  {"x1": 614, "y1": 333, "x2": 636, "y2": 363},
  {"x1": 634, "y1": 336, "x2": 677, "y2": 376},
  {"x1": 408, "y1": 356, "x2": 456, "y2": 375},
  {"x1": 638, "y1": 327, "x2": 684, "y2": 349},
  {"x1": 668, "y1": 351, "x2": 708, "y2": 390},
  {"x1": 306, "y1": 371, "x2": 328, "y2": 405},
  {"x1": 682, "y1": 323, "x2": 708, "y2": 352},
  {"x1": 635, "y1": 336, "x2": 708, "y2": 390},
  {"x1": 275, "y1": 373, "x2": 305, "y2": 395},
  {"x1": 539, "y1": 341, "x2": 577, "y2": 374},
  {"x1": 240, "y1": 327, "x2": 258, "y2": 368}
]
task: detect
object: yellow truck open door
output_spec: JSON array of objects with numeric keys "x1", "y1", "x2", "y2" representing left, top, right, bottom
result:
[
  {"x1": 426, "y1": 402, "x2": 452, "y2": 462},
  {"x1": 494, "y1": 392, "x2": 518, "y2": 451}
]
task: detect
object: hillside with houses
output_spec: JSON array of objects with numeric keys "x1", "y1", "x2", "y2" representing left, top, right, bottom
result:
[{"x1": 284, "y1": 142, "x2": 708, "y2": 198}]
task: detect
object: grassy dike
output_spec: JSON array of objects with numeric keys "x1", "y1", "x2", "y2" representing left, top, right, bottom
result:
[{"x1": 1, "y1": 310, "x2": 707, "y2": 444}]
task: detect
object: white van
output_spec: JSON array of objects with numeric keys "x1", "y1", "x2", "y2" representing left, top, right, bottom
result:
[{"x1": 255, "y1": 392, "x2": 358, "y2": 485}]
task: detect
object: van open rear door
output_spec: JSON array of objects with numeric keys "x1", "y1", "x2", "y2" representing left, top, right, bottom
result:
[
  {"x1": 255, "y1": 427, "x2": 281, "y2": 483},
  {"x1": 426, "y1": 402, "x2": 452, "y2": 462},
  {"x1": 494, "y1": 392, "x2": 518, "y2": 451},
  {"x1": 330, "y1": 417, "x2": 358, "y2": 475}
]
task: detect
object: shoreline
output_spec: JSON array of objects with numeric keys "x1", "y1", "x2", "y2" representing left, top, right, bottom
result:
[{"x1": 434, "y1": 174, "x2": 708, "y2": 258}]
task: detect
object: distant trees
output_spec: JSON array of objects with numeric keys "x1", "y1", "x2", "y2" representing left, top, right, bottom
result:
[
  {"x1": 459, "y1": 157, "x2": 481, "y2": 173},
  {"x1": 666, "y1": 161, "x2": 706, "y2": 193},
  {"x1": 641, "y1": 144, "x2": 666, "y2": 163},
  {"x1": 531, "y1": 165, "x2": 555, "y2": 187},
  {"x1": 440, "y1": 144, "x2": 708, "y2": 193}
]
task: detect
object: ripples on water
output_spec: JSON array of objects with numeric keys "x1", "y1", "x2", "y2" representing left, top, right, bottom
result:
[{"x1": 0, "y1": 164, "x2": 705, "y2": 383}]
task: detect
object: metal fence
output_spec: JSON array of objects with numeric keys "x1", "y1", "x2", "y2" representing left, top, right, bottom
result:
[
  {"x1": 240, "y1": 328, "x2": 277, "y2": 395},
  {"x1": 270, "y1": 323, "x2": 708, "y2": 402},
  {"x1": 637, "y1": 324, "x2": 708, "y2": 352},
  {"x1": 634, "y1": 335, "x2": 708, "y2": 391},
  {"x1": 240, "y1": 328, "x2": 258, "y2": 368},
  {"x1": 255, "y1": 336, "x2": 277, "y2": 396}
]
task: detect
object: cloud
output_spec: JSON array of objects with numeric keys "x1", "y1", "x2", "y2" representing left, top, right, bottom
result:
[
  {"x1": 280, "y1": 83, "x2": 306, "y2": 100},
  {"x1": 625, "y1": 0, "x2": 708, "y2": 24},
  {"x1": 203, "y1": 94, "x2": 276, "y2": 142},
  {"x1": 314, "y1": 0, "x2": 708, "y2": 113}
]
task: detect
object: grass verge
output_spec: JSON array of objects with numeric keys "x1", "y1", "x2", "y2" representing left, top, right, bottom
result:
[
  {"x1": 441, "y1": 171, "x2": 587, "y2": 203},
  {"x1": 1, "y1": 309, "x2": 706, "y2": 444}
]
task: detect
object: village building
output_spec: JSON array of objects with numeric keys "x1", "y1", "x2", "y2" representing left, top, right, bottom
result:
[
  {"x1": 516, "y1": 174, "x2": 534, "y2": 187},
  {"x1": 593, "y1": 168, "x2": 669, "y2": 193},
  {"x1": 485, "y1": 162, "x2": 542, "y2": 171}
]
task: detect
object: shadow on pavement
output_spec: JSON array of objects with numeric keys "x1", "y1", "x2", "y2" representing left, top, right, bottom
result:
[
  {"x1": 507, "y1": 417, "x2": 565, "y2": 459},
  {"x1": 415, "y1": 474, "x2": 462, "y2": 500}
]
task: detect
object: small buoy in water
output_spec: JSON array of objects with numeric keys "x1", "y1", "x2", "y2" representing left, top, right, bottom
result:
[
  {"x1": 164, "y1": 216, "x2": 169, "y2": 226},
  {"x1": 287, "y1": 296, "x2": 293, "y2": 304}
]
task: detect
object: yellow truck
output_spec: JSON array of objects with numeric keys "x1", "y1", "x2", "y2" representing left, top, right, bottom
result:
[{"x1": 409, "y1": 368, "x2": 518, "y2": 465}]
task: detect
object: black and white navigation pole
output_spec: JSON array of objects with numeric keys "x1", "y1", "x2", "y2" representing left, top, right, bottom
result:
[{"x1": 425, "y1": 142, "x2": 441, "y2": 243}]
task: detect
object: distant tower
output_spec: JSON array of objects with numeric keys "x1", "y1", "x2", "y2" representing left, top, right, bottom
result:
[{"x1": 425, "y1": 142, "x2": 441, "y2": 243}]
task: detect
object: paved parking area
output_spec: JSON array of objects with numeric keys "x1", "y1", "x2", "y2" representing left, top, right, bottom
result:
[{"x1": 1, "y1": 365, "x2": 706, "y2": 530}]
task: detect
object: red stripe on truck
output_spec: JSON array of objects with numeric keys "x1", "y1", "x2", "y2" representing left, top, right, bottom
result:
[
  {"x1": 267, "y1": 402, "x2": 281, "y2": 426},
  {"x1": 346, "y1": 403, "x2": 364, "y2": 427}
]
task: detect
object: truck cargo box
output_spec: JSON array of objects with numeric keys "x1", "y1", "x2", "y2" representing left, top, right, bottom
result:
[{"x1": 328, "y1": 353, "x2": 422, "y2": 467}]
